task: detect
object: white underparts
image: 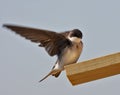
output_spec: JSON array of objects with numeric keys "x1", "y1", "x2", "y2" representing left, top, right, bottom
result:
[{"x1": 53, "y1": 37, "x2": 83, "y2": 71}]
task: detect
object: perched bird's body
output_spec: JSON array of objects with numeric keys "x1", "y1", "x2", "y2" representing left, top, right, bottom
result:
[
  {"x1": 54, "y1": 38, "x2": 83, "y2": 70},
  {"x1": 3, "y1": 24, "x2": 83, "y2": 82}
]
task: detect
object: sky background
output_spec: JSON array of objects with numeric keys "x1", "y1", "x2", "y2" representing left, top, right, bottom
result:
[{"x1": 0, "y1": 0, "x2": 120, "y2": 95}]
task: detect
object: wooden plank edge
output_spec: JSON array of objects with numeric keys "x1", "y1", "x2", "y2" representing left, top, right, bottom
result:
[{"x1": 65, "y1": 52, "x2": 120, "y2": 86}]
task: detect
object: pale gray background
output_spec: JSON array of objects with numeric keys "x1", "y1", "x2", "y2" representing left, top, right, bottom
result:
[{"x1": 0, "y1": 0, "x2": 120, "y2": 95}]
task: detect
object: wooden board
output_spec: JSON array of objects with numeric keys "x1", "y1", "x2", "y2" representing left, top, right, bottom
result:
[{"x1": 65, "y1": 52, "x2": 120, "y2": 86}]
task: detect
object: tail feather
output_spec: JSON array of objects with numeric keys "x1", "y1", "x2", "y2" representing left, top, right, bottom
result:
[
  {"x1": 39, "y1": 70, "x2": 61, "y2": 82},
  {"x1": 52, "y1": 71, "x2": 61, "y2": 77},
  {"x1": 39, "y1": 71, "x2": 52, "y2": 82}
]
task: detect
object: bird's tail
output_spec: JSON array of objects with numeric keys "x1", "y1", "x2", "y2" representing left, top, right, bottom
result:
[
  {"x1": 52, "y1": 71, "x2": 61, "y2": 77},
  {"x1": 39, "y1": 69, "x2": 61, "y2": 82}
]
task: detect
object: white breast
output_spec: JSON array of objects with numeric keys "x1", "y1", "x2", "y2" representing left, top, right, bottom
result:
[
  {"x1": 62, "y1": 43, "x2": 82, "y2": 65},
  {"x1": 54, "y1": 37, "x2": 83, "y2": 70},
  {"x1": 56, "y1": 43, "x2": 83, "y2": 70}
]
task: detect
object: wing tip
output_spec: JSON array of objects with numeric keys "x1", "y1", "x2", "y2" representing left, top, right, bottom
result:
[
  {"x1": 3, "y1": 24, "x2": 17, "y2": 28},
  {"x1": 2, "y1": 24, "x2": 11, "y2": 29},
  {"x1": 2, "y1": 24, "x2": 7, "y2": 28}
]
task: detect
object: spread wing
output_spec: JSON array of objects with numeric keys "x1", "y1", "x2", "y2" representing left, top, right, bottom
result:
[
  {"x1": 3, "y1": 24, "x2": 71, "y2": 56},
  {"x1": 59, "y1": 31, "x2": 70, "y2": 38}
]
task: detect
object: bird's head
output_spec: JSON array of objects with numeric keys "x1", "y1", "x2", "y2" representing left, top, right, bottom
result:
[
  {"x1": 69, "y1": 29, "x2": 83, "y2": 39},
  {"x1": 68, "y1": 29, "x2": 83, "y2": 43}
]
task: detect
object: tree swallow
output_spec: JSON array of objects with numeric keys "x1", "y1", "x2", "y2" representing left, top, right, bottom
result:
[{"x1": 3, "y1": 24, "x2": 83, "y2": 82}]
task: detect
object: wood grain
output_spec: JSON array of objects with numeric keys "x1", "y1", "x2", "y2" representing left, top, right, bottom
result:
[{"x1": 65, "y1": 52, "x2": 120, "y2": 86}]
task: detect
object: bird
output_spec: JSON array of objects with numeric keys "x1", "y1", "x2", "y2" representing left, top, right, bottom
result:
[{"x1": 3, "y1": 24, "x2": 83, "y2": 82}]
